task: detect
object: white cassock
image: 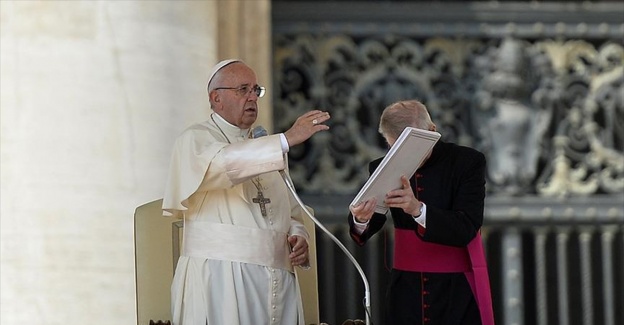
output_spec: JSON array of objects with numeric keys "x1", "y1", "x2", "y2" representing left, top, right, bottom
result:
[{"x1": 162, "y1": 111, "x2": 309, "y2": 325}]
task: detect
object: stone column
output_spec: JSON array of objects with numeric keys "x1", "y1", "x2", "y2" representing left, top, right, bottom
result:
[{"x1": 0, "y1": 1, "x2": 243, "y2": 324}]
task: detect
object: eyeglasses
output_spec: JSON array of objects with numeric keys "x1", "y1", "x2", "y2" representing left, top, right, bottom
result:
[{"x1": 214, "y1": 84, "x2": 266, "y2": 98}]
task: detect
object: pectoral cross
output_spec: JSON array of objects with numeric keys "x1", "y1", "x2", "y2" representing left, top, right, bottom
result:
[{"x1": 253, "y1": 190, "x2": 271, "y2": 217}]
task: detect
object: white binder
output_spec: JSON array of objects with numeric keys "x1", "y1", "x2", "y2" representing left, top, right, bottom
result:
[{"x1": 350, "y1": 127, "x2": 441, "y2": 214}]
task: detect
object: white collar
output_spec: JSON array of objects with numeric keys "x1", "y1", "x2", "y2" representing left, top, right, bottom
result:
[{"x1": 211, "y1": 112, "x2": 250, "y2": 140}]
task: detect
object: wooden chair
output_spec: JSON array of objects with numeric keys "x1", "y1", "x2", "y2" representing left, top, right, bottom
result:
[{"x1": 134, "y1": 199, "x2": 320, "y2": 325}]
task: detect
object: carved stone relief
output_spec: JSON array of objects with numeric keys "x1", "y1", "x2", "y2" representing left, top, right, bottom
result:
[{"x1": 272, "y1": 6, "x2": 624, "y2": 198}]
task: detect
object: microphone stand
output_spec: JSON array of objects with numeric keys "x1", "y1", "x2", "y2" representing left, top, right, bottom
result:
[{"x1": 279, "y1": 170, "x2": 372, "y2": 325}]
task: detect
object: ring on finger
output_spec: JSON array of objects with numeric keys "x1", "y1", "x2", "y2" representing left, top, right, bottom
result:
[{"x1": 312, "y1": 119, "x2": 318, "y2": 125}]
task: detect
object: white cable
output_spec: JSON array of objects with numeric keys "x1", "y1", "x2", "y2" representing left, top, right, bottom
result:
[{"x1": 279, "y1": 170, "x2": 372, "y2": 325}]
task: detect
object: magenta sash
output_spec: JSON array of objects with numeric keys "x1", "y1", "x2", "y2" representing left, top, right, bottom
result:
[{"x1": 394, "y1": 229, "x2": 495, "y2": 325}]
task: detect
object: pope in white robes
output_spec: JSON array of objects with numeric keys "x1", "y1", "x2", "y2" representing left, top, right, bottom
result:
[{"x1": 162, "y1": 59, "x2": 331, "y2": 325}]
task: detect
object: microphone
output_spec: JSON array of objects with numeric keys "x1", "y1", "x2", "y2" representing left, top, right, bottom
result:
[
  {"x1": 279, "y1": 170, "x2": 372, "y2": 325},
  {"x1": 259, "y1": 122, "x2": 371, "y2": 323},
  {"x1": 252, "y1": 125, "x2": 268, "y2": 138}
]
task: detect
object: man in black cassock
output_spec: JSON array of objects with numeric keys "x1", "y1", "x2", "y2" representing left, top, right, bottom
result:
[{"x1": 348, "y1": 100, "x2": 494, "y2": 325}]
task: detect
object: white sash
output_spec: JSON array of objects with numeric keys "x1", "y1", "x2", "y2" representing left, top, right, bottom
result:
[{"x1": 183, "y1": 221, "x2": 293, "y2": 272}]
